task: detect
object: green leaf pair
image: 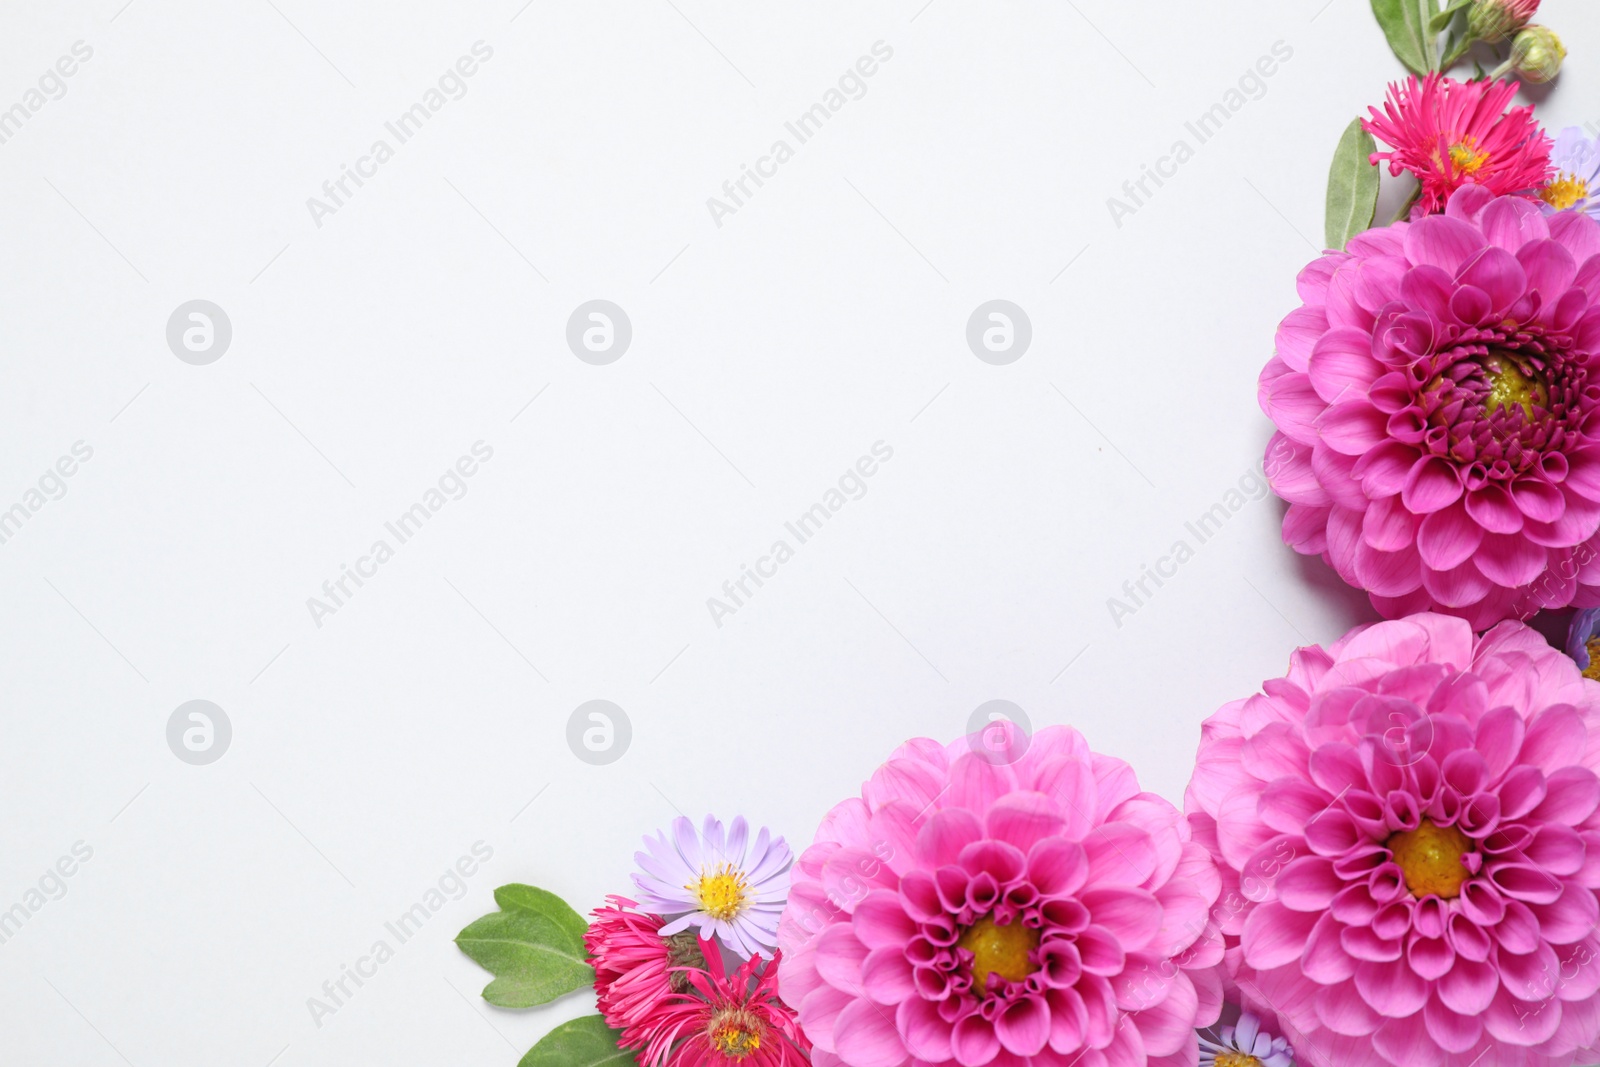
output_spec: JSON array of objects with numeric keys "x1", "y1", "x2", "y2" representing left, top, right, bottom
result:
[
  {"x1": 456, "y1": 884, "x2": 629, "y2": 1066},
  {"x1": 1325, "y1": 119, "x2": 1382, "y2": 251}
]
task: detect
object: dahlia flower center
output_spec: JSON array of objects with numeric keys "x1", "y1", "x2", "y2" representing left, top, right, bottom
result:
[
  {"x1": 956, "y1": 915, "x2": 1040, "y2": 991},
  {"x1": 690, "y1": 863, "x2": 749, "y2": 921},
  {"x1": 1478, "y1": 350, "x2": 1548, "y2": 419},
  {"x1": 1447, "y1": 137, "x2": 1489, "y2": 175},
  {"x1": 1543, "y1": 172, "x2": 1591, "y2": 211},
  {"x1": 1213, "y1": 1055, "x2": 1261, "y2": 1067},
  {"x1": 708, "y1": 1008, "x2": 764, "y2": 1059},
  {"x1": 1387, "y1": 819, "x2": 1474, "y2": 899}
]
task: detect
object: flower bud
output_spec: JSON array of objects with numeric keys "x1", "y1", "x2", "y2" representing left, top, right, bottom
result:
[
  {"x1": 1510, "y1": 24, "x2": 1566, "y2": 84},
  {"x1": 1468, "y1": 0, "x2": 1539, "y2": 42}
]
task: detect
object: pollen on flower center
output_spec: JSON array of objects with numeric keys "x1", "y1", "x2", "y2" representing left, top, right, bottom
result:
[
  {"x1": 1586, "y1": 637, "x2": 1600, "y2": 682},
  {"x1": 689, "y1": 863, "x2": 750, "y2": 921},
  {"x1": 1388, "y1": 819, "x2": 1474, "y2": 899},
  {"x1": 957, "y1": 915, "x2": 1040, "y2": 992},
  {"x1": 1448, "y1": 137, "x2": 1490, "y2": 174},
  {"x1": 1479, "y1": 351, "x2": 1548, "y2": 419},
  {"x1": 1543, "y1": 172, "x2": 1591, "y2": 211},
  {"x1": 709, "y1": 1009, "x2": 764, "y2": 1059},
  {"x1": 1212, "y1": 1054, "x2": 1262, "y2": 1067}
]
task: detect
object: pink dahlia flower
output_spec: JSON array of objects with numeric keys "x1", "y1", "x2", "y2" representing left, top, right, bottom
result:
[
  {"x1": 778, "y1": 725, "x2": 1224, "y2": 1067},
  {"x1": 1260, "y1": 184, "x2": 1600, "y2": 629},
  {"x1": 1363, "y1": 75, "x2": 1552, "y2": 219},
  {"x1": 1186, "y1": 612, "x2": 1600, "y2": 1067}
]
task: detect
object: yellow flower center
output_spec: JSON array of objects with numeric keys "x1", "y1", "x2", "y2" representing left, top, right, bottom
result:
[
  {"x1": 1214, "y1": 1055, "x2": 1262, "y2": 1067},
  {"x1": 709, "y1": 1010, "x2": 764, "y2": 1059},
  {"x1": 1388, "y1": 819, "x2": 1473, "y2": 899},
  {"x1": 957, "y1": 916, "x2": 1039, "y2": 992},
  {"x1": 1585, "y1": 637, "x2": 1600, "y2": 682},
  {"x1": 1542, "y1": 172, "x2": 1591, "y2": 211},
  {"x1": 689, "y1": 863, "x2": 749, "y2": 921},
  {"x1": 1448, "y1": 137, "x2": 1490, "y2": 175},
  {"x1": 1480, "y1": 352, "x2": 1547, "y2": 419}
]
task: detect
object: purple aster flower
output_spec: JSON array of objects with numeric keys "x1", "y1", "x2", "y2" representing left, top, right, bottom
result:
[
  {"x1": 1198, "y1": 1011, "x2": 1295, "y2": 1067},
  {"x1": 631, "y1": 814, "x2": 791, "y2": 960},
  {"x1": 1568, "y1": 605, "x2": 1600, "y2": 677},
  {"x1": 1540, "y1": 126, "x2": 1600, "y2": 219}
]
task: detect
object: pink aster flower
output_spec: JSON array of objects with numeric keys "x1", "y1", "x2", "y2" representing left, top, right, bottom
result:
[
  {"x1": 1186, "y1": 612, "x2": 1600, "y2": 1067},
  {"x1": 630, "y1": 944, "x2": 811, "y2": 1067},
  {"x1": 1363, "y1": 74, "x2": 1552, "y2": 219},
  {"x1": 1259, "y1": 184, "x2": 1600, "y2": 629},
  {"x1": 778, "y1": 724, "x2": 1225, "y2": 1067},
  {"x1": 586, "y1": 895, "x2": 708, "y2": 1034}
]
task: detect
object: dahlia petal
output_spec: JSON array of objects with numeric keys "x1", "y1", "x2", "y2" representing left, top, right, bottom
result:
[
  {"x1": 1309, "y1": 328, "x2": 1384, "y2": 403},
  {"x1": 917, "y1": 808, "x2": 985, "y2": 868},
  {"x1": 1446, "y1": 184, "x2": 1496, "y2": 226},
  {"x1": 1422, "y1": 559, "x2": 1494, "y2": 607},
  {"x1": 947, "y1": 1011, "x2": 998, "y2": 1067},
  {"x1": 1512, "y1": 478, "x2": 1566, "y2": 525},
  {"x1": 1401, "y1": 455, "x2": 1463, "y2": 513},
  {"x1": 1474, "y1": 532, "x2": 1548, "y2": 587},
  {"x1": 1274, "y1": 856, "x2": 1343, "y2": 911},
  {"x1": 1523, "y1": 706, "x2": 1588, "y2": 774},
  {"x1": 1416, "y1": 500, "x2": 1483, "y2": 569},
  {"x1": 1438, "y1": 956, "x2": 1499, "y2": 1015},
  {"x1": 1465, "y1": 483, "x2": 1524, "y2": 542},
  {"x1": 860, "y1": 945, "x2": 915, "y2": 1004},
  {"x1": 1262, "y1": 371, "x2": 1324, "y2": 446},
  {"x1": 1083, "y1": 823, "x2": 1159, "y2": 887},
  {"x1": 1031, "y1": 756, "x2": 1099, "y2": 840},
  {"x1": 1076, "y1": 925, "x2": 1128, "y2": 975},
  {"x1": 896, "y1": 997, "x2": 954, "y2": 1062},
  {"x1": 1027, "y1": 838, "x2": 1088, "y2": 898},
  {"x1": 1497, "y1": 940, "x2": 1562, "y2": 1002},
  {"x1": 1265, "y1": 435, "x2": 1330, "y2": 506},
  {"x1": 1319, "y1": 402, "x2": 1390, "y2": 456},
  {"x1": 985, "y1": 792, "x2": 1066, "y2": 853},
  {"x1": 989, "y1": 995, "x2": 1050, "y2": 1057},
  {"x1": 1127, "y1": 970, "x2": 1199, "y2": 1057},
  {"x1": 1081, "y1": 886, "x2": 1163, "y2": 951},
  {"x1": 1353, "y1": 440, "x2": 1420, "y2": 497},
  {"x1": 1372, "y1": 1016, "x2": 1448, "y2": 1067},
  {"x1": 852, "y1": 890, "x2": 917, "y2": 950},
  {"x1": 834, "y1": 998, "x2": 911, "y2": 1067},
  {"x1": 1315, "y1": 980, "x2": 1385, "y2": 1036},
  {"x1": 1406, "y1": 214, "x2": 1487, "y2": 274},
  {"x1": 1422, "y1": 992, "x2": 1482, "y2": 1054},
  {"x1": 1556, "y1": 935, "x2": 1600, "y2": 1002},
  {"x1": 814, "y1": 925, "x2": 868, "y2": 996},
  {"x1": 1408, "y1": 934, "x2": 1454, "y2": 982},
  {"x1": 1363, "y1": 494, "x2": 1419, "y2": 551},
  {"x1": 1566, "y1": 448, "x2": 1600, "y2": 503},
  {"x1": 1484, "y1": 984, "x2": 1563, "y2": 1046},
  {"x1": 1519, "y1": 239, "x2": 1580, "y2": 302},
  {"x1": 1276, "y1": 305, "x2": 1329, "y2": 372},
  {"x1": 1531, "y1": 884, "x2": 1600, "y2": 945},
  {"x1": 1450, "y1": 283, "x2": 1494, "y2": 326},
  {"x1": 1242, "y1": 900, "x2": 1320, "y2": 970},
  {"x1": 1481, "y1": 195, "x2": 1548, "y2": 251},
  {"x1": 1458, "y1": 245, "x2": 1526, "y2": 313},
  {"x1": 1533, "y1": 766, "x2": 1600, "y2": 825},
  {"x1": 1400, "y1": 264, "x2": 1456, "y2": 321}
]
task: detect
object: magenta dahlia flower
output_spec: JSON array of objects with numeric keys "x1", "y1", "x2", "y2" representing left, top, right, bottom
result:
[
  {"x1": 1186, "y1": 612, "x2": 1600, "y2": 1067},
  {"x1": 778, "y1": 725, "x2": 1224, "y2": 1067},
  {"x1": 1363, "y1": 75, "x2": 1552, "y2": 219},
  {"x1": 1260, "y1": 184, "x2": 1600, "y2": 628}
]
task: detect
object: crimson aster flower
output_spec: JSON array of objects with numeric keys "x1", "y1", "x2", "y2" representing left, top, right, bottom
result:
[
  {"x1": 1259, "y1": 184, "x2": 1600, "y2": 628},
  {"x1": 1186, "y1": 612, "x2": 1600, "y2": 1067},
  {"x1": 778, "y1": 724, "x2": 1224, "y2": 1067},
  {"x1": 630, "y1": 945, "x2": 811, "y2": 1067},
  {"x1": 586, "y1": 896, "x2": 708, "y2": 1034},
  {"x1": 1363, "y1": 74, "x2": 1551, "y2": 219}
]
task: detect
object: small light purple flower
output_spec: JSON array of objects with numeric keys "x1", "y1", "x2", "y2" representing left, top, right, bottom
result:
[
  {"x1": 1567, "y1": 606, "x2": 1600, "y2": 676},
  {"x1": 1198, "y1": 1011, "x2": 1295, "y2": 1067},
  {"x1": 1539, "y1": 126, "x2": 1600, "y2": 220},
  {"x1": 631, "y1": 814, "x2": 791, "y2": 960}
]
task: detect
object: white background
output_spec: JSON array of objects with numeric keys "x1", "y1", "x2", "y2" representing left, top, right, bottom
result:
[{"x1": 3, "y1": 1, "x2": 1597, "y2": 1063}]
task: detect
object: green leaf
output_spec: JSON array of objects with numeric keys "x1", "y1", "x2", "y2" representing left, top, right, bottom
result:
[
  {"x1": 1325, "y1": 119, "x2": 1381, "y2": 251},
  {"x1": 495, "y1": 884, "x2": 589, "y2": 943},
  {"x1": 517, "y1": 1016, "x2": 633, "y2": 1067},
  {"x1": 1430, "y1": 0, "x2": 1472, "y2": 32},
  {"x1": 1371, "y1": 0, "x2": 1432, "y2": 74},
  {"x1": 456, "y1": 884, "x2": 594, "y2": 1008}
]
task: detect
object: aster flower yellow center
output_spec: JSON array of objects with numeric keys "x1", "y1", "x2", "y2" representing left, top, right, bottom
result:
[
  {"x1": 1586, "y1": 637, "x2": 1600, "y2": 682},
  {"x1": 689, "y1": 862, "x2": 750, "y2": 921},
  {"x1": 1447, "y1": 137, "x2": 1490, "y2": 175},
  {"x1": 1479, "y1": 351, "x2": 1548, "y2": 418},
  {"x1": 957, "y1": 916, "x2": 1039, "y2": 991},
  {"x1": 708, "y1": 1008, "x2": 764, "y2": 1059},
  {"x1": 1213, "y1": 1055, "x2": 1262, "y2": 1067},
  {"x1": 1543, "y1": 172, "x2": 1591, "y2": 211},
  {"x1": 1388, "y1": 819, "x2": 1473, "y2": 899}
]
